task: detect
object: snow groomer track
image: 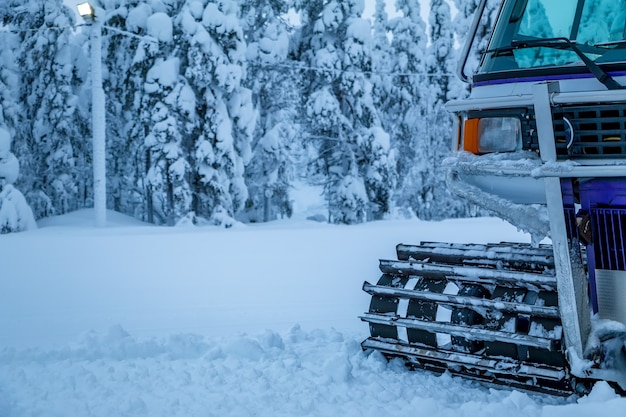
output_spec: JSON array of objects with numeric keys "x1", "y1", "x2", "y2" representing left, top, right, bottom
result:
[{"x1": 361, "y1": 242, "x2": 575, "y2": 395}]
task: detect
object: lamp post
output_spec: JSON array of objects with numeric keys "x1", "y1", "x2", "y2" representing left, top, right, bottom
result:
[{"x1": 77, "y1": 2, "x2": 106, "y2": 227}]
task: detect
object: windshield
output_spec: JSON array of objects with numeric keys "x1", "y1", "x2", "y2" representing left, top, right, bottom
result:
[{"x1": 479, "y1": 0, "x2": 626, "y2": 76}]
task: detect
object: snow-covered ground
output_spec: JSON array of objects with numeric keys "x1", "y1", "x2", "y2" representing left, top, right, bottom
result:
[{"x1": 1, "y1": 208, "x2": 626, "y2": 416}]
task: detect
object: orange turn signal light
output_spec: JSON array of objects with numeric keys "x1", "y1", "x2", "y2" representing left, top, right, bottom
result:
[{"x1": 463, "y1": 118, "x2": 481, "y2": 154}]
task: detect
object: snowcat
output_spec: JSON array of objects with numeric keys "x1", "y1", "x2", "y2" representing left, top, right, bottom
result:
[{"x1": 361, "y1": 0, "x2": 626, "y2": 395}]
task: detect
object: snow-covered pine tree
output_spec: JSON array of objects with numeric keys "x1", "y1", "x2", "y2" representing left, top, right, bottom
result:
[
  {"x1": 294, "y1": 0, "x2": 395, "y2": 223},
  {"x1": 240, "y1": 0, "x2": 297, "y2": 223},
  {"x1": 406, "y1": 0, "x2": 470, "y2": 220},
  {"x1": 181, "y1": 0, "x2": 254, "y2": 226},
  {"x1": 370, "y1": 0, "x2": 393, "y2": 136},
  {"x1": 386, "y1": 0, "x2": 428, "y2": 217},
  {"x1": 141, "y1": 8, "x2": 196, "y2": 226},
  {"x1": 0, "y1": 127, "x2": 37, "y2": 233},
  {"x1": 0, "y1": 15, "x2": 35, "y2": 232},
  {"x1": 8, "y1": 0, "x2": 90, "y2": 219},
  {"x1": 97, "y1": 0, "x2": 156, "y2": 219},
  {"x1": 427, "y1": 0, "x2": 459, "y2": 103},
  {"x1": 0, "y1": 31, "x2": 19, "y2": 133},
  {"x1": 346, "y1": 3, "x2": 396, "y2": 221},
  {"x1": 106, "y1": 0, "x2": 195, "y2": 226}
]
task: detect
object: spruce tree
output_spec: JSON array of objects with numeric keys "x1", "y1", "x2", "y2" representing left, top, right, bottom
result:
[
  {"x1": 0, "y1": 127, "x2": 37, "y2": 233},
  {"x1": 427, "y1": 0, "x2": 457, "y2": 103},
  {"x1": 9, "y1": 0, "x2": 90, "y2": 219},
  {"x1": 142, "y1": 55, "x2": 195, "y2": 226},
  {"x1": 240, "y1": 0, "x2": 297, "y2": 222},
  {"x1": 0, "y1": 31, "x2": 18, "y2": 132},
  {"x1": 138, "y1": 4, "x2": 195, "y2": 225},
  {"x1": 370, "y1": 0, "x2": 393, "y2": 138},
  {"x1": 181, "y1": 0, "x2": 253, "y2": 226},
  {"x1": 387, "y1": 0, "x2": 427, "y2": 217},
  {"x1": 99, "y1": 0, "x2": 158, "y2": 220},
  {"x1": 294, "y1": 0, "x2": 395, "y2": 223},
  {"x1": 412, "y1": 0, "x2": 469, "y2": 219}
]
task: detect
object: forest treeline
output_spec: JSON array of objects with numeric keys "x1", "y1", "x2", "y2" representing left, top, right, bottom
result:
[{"x1": 0, "y1": 0, "x2": 499, "y2": 230}]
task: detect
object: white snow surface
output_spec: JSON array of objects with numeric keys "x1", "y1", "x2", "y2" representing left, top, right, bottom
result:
[{"x1": 2, "y1": 208, "x2": 626, "y2": 416}]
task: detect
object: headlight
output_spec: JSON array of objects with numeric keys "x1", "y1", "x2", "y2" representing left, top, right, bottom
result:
[{"x1": 462, "y1": 117, "x2": 522, "y2": 154}]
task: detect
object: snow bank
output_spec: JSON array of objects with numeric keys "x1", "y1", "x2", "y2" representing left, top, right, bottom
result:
[{"x1": 3, "y1": 324, "x2": 626, "y2": 417}]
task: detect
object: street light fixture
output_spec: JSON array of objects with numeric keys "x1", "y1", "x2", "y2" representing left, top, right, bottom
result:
[
  {"x1": 77, "y1": 2, "x2": 107, "y2": 228},
  {"x1": 76, "y1": 2, "x2": 95, "y2": 20}
]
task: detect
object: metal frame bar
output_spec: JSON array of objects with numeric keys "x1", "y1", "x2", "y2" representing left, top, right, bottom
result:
[
  {"x1": 457, "y1": 0, "x2": 489, "y2": 83},
  {"x1": 533, "y1": 82, "x2": 591, "y2": 361},
  {"x1": 446, "y1": 88, "x2": 626, "y2": 113},
  {"x1": 447, "y1": 158, "x2": 626, "y2": 179}
]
